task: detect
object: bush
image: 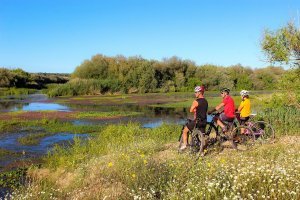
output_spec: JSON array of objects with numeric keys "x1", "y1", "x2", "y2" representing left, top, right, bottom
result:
[{"x1": 47, "y1": 78, "x2": 122, "y2": 97}]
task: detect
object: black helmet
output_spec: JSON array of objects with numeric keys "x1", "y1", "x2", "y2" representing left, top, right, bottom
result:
[{"x1": 220, "y1": 88, "x2": 230, "y2": 94}]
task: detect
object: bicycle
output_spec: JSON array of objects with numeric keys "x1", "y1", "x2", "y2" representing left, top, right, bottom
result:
[
  {"x1": 178, "y1": 119, "x2": 206, "y2": 154},
  {"x1": 236, "y1": 113, "x2": 275, "y2": 142},
  {"x1": 178, "y1": 112, "x2": 254, "y2": 155},
  {"x1": 214, "y1": 113, "x2": 256, "y2": 149}
]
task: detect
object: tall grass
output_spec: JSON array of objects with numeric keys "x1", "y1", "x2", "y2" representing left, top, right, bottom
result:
[
  {"x1": 0, "y1": 88, "x2": 36, "y2": 97},
  {"x1": 0, "y1": 119, "x2": 103, "y2": 135},
  {"x1": 17, "y1": 133, "x2": 51, "y2": 145},
  {"x1": 45, "y1": 123, "x2": 180, "y2": 169},
  {"x1": 259, "y1": 106, "x2": 300, "y2": 136},
  {"x1": 47, "y1": 78, "x2": 121, "y2": 97}
]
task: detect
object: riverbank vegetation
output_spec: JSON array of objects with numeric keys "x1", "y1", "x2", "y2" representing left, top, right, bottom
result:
[
  {"x1": 47, "y1": 56, "x2": 288, "y2": 97},
  {"x1": 6, "y1": 103, "x2": 299, "y2": 199},
  {"x1": 17, "y1": 133, "x2": 52, "y2": 146},
  {"x1": 0, "y1": 119, "x2": 103, "y2": 135},
  {"x1": 0, "y1": 68, "x2": 69, "y2": 90}
]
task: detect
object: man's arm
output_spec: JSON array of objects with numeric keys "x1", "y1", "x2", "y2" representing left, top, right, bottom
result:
[
  {"x1": 215, "y1": 103, "x2": 224, "y2": 111},
  {"x1": 208, "y1": 102, "x2": 224, "y2": 114},
  {"x1": 190, "y1": 100, "x2": 198, "y2": 113}
]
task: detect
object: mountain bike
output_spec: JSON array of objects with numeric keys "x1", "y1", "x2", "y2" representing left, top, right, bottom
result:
[
  {"x1": 236, "y1": 113, "x2": 275, "y2": 142},
  {"x1": 178, "y1": 119, "x2": 206, "y2": 154},
  {"x1": 178, "y1": 112, "x2": 254, "y2": 155}
]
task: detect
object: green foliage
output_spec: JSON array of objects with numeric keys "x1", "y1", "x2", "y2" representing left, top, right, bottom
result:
[
  {"x1": 0, "y1": 168, "x2": 27, "y2": 189},
  {"x1": 0, "y1": 119, "x2": 103, "y2": 135},
  {"x1": 45, "y1": 123, "x2": 181, "y2": 169},
  {"x1": 0, "y1": 67, "x2": 69, "y2": 89},
  {"x1": 0, "y1": 88, "x2": 37, "y2": 96},
  {"x1": 261, "y1": 21, "x2": 300, "y2": 67},
  {"x1": 72, "y1": 111, "x2": 141, "y2": 119},
  {"x1": 47, "y1": 78, "x2": 121, "y2": 97},
  {"x1": 259, "y1": 106, "x2": 299, "y2": 136},
  {"x1": 260, "y1": 20, "x2": 300, "y2": 112},
  {"x1": 51, "y1": 55, "x2": 287, "y2": 96},
  {"x1": 0, "y1": 148, "x2": 17, "y2": 158},
  {"x1": 17, "y1": 133, "x2": 51, "y2": 145},
  {"x1": 9, "y1": 121, "x2": 300, "y2": 199}
]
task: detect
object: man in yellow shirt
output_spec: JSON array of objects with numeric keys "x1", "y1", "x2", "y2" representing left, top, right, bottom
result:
[{"x1": 238, "y1": 90, "x2": 251, "y2": 133}]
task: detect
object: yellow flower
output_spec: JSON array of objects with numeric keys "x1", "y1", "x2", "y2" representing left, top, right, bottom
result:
[
  {"x1": 143, "y1": 160, "x2": 148, "y2": 165},
  {"x1": 108, "y1": 162, "x2": 113, "y2": 167},
  {"x1": 132, "y1": 173, "x2": 136, "y2": 178},
  {"x1": 207, "y1": 162, "x2": 211, "y2": 168},
  {"x1": 140, "y1": 154, "x2": 145, "y2": 158},
  {"x1": 220, "y1": 158, "x2": 226, "y2": 164}
]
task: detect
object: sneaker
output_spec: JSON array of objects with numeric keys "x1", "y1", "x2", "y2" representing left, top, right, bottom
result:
[
  {"x1": 231, "y1": 141, "x2": 237, "y2": 149},
  {"x1": 179, "y1": 145, "x2": 187, "y2": 151}
]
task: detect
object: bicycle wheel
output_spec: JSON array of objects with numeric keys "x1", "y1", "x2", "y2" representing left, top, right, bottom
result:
[
  {"x1": 232, "y1": 125, "x2": 255, "y2": 147},
  {"x1": 206, "y1": 122, "x2": 220, "y2": 143},
  {"x1": 252, "y1": 121, "x2": 275, "y2": 141},
  {"x1": 178, "y1": 129, "x2": 199, "y2": 153},
  {"x1": 192, "y1": 129, "x2": 206, "y2": 153},
  {"x1": 178, "y1": 127, "x2": 186, "y2": 150}
]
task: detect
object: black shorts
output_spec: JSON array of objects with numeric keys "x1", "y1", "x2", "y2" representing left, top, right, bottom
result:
[
  {"x1": 240, "y1": 116, "x2": 250, "y2": 125},
  {"x1": 186, "y1": 120, "x2": 206, "y2": 133}
]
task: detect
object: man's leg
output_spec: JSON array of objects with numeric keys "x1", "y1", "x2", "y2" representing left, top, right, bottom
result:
[
  {"x1": 182, "y1": 126, "x2": 190, "y2": 146},
  {"x1": 217, "y1": 119, "x2": 225, "y2": 129}
]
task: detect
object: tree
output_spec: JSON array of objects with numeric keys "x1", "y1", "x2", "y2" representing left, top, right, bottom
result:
[
  {"x1": 261, "y1": 21, "x2": 300, "y2": 68},
  {"x1": 0, "y1": 68, "x2": 13, "y2": 87},
  {"x1": 261, "y1": 21, "x2": 300, "y2": 108}
]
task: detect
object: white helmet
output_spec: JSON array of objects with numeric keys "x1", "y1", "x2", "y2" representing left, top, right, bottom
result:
[
  {"x1": 194, "y1": 85, "x2": 205, "y2": 93},
  {"x1": 240, "y1": 90, "x2": 249, "y2": 97}
]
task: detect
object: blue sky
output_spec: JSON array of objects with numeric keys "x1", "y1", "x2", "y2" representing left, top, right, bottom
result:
[{"x1": 1, "y1": 0, "x2": 299, "y2": 73}]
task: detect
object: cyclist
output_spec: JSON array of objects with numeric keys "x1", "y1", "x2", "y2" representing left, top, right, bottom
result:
[
  {"x1": 237, "y1": 90, "x2": 251, "y2": 133},
  {"x1": 208, "y1": 88, "x2": 235, "y2": 132},
  {"x1": 180, "y1": 85, "x2": 208, "y2": 151}
]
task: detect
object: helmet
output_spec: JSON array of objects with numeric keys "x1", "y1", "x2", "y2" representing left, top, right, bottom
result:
[
  {"x1": 240, "y1": 90, "x2": 249, "y2": 97},
  {"x1": 194, "y1": 85, "x2": 205, "y2": 93},
  {"x1": 220, "y1": 88, "x2": 230, "y2": 94}
]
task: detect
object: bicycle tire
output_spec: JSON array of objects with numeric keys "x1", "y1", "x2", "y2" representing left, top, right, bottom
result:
[
  {"x1": 192, "y1": 129, "x2": 205, "y2": 153},
  {"x1": 178, "y1": 130, "x2": 188, "y2": 150},
  {"x1": 205, "y1": 122, "x2": 221, "y2": 145},
  {"x1": 178, "y1": 129, "x2": 197, "y2": 152},
  {"x1": 252, "y1": 121, "x2": 275, "y2": 141},
  {"x1": 232, "y1": 125, "x2": 255, "y2": 147}
]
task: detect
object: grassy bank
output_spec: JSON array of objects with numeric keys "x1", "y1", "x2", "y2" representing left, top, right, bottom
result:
[
  {"x1": 17, "y1": 133, "x2": 52, "y2": 146},
  {"x1": 0, "y1": 119, "x2": 103, "y2": 135},
  {"x1": 7, "y1": 114, "x2": 300, "y2": 199},
  {"x1": 0, "y1": 88, "x2": 37, "y2": 97},
  {"x1": 259, "y1": 106, "x2": 300, "y2": 136}
]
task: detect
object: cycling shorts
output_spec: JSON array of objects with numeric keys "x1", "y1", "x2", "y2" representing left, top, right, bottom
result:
[
  {"x1": 240, "y1": 116, "x2": 250, "y2": 125},
  {"x1": 186, "y1": 120, "x2": 206, "y2": 133},
  {"x1": 219, "y1": 113, "x2": 234, "y2": 124}
]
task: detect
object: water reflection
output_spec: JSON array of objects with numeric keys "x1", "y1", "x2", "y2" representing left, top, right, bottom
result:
[
  {"x1": 11, "y1": 103, "x2": 70, "y2": 112},
  {"x1": 0, "y1": 132, "x2": 88, "y2": 171}
]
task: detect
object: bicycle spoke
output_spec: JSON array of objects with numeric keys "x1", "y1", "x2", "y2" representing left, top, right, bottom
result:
[
  {"x1": 232, "y1": 125, "x2": 255, "y2": 147},
  {"x1": 252, "y1": 121, "x2": 275, "y2": 142}
]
